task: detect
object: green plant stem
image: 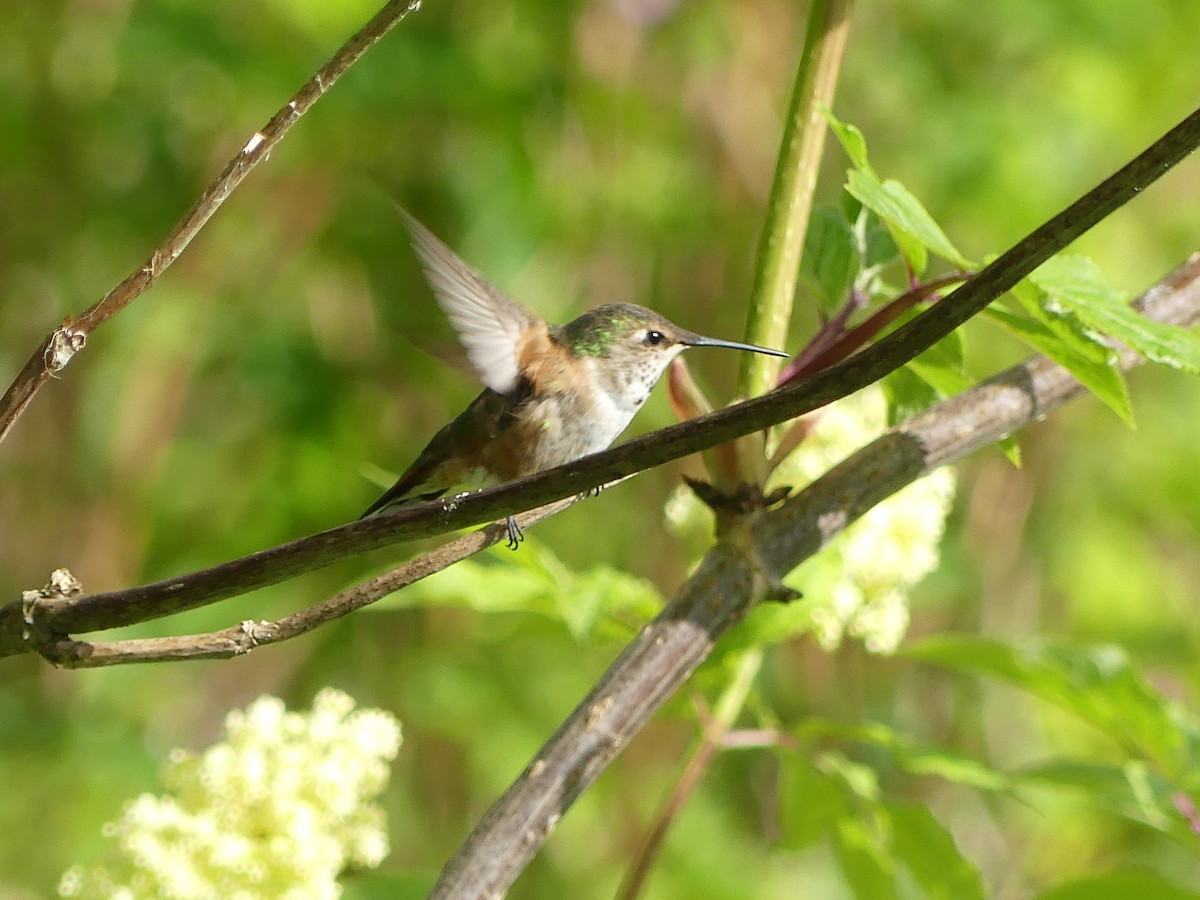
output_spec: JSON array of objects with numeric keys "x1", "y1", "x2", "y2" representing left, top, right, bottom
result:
[{"x1": 738, "y1": 0, "x2": 854, "y2": 402}]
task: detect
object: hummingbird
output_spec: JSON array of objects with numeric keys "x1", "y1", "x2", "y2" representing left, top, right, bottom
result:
[{"x1": 363, "y1": 211, "x2": 789, "y2": 547}]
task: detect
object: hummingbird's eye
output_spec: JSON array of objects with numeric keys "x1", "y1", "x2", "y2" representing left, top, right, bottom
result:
[{"x1": 644, "y1": 330, "x2": 665, "y2": 346}]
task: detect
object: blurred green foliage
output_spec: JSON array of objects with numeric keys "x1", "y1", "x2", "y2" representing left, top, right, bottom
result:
[{"x1": 3, "y1": 1, "x2": 1200, "y2": 897}]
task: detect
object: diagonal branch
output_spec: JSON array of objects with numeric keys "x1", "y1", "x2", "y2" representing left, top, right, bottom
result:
[
  {"x1": 4, "y1": 103, "x2": 1197, "y2": 660},
  {"x1": 427, "y1": 250, "x2": 1200, "y2": 899},
  {"x1": 0, "y1": 0, "x2": 422, "y2": 446}
]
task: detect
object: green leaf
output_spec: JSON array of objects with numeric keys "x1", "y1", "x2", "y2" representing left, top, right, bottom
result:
[
  {"x1": 860, "y1": 210, "x2": 901, "y2": 273},
  {"x1": 906, "y1": 637, "x2": 1200, "y2": 775},
  {"x1": 371, "y1": 539, "x2": 660, "y2": 639},
  {"x1": 882, "y1": 366, "x2": 941, "y2": 426},
  {"x1": 996, "y1": 434, "x2": 1022, "y2": 467},
  {"x1": 818, "y1": 750, "x2": 884, "y2": 803},
  {"x1": 985, "y1": 304, "x2": 1133, "y2": 425},
  {"x1": 556, "y1": 563, "x2": 661, "y2": 641},
  {"x1": 801, "y1": 205, "x2": 860, "y2": 315},
  {"x1": 1033, "y1": 871, "x2": 1200, "y2": 900},
  {"x1": 822, "y1": 105, "x2": 873, "y2": 173},
  {"x1": 1019, "y1": 759, "x2": 1192, "y2": 840},
  {"x1": 888, "y1": 803, "x2": 986, "y2": 900},
  {"x1": 1032, "y1": 255, "x2": 1200, "y2": 374},
  {"x1": 777, "y1": 753, "x2": 847, "y2": 850},
  {"x1": 799, "y1": 718, "x2": 1012, "y2": 793},
  {"x1": 846, "y1": 169, "x2": 973, "y2": 272},
  {"x1": 906, "y1": 331, "x2": 973, "y2": 398},
  {"x1": 833, "y1": 815, "x2": 897, "y2": 900},
  {"x1": 895, "y1": 748, "x2": 1011, "y2": 793},
  {"x1": 373, "y1": 553, "x2": 557, "y2": 617}
]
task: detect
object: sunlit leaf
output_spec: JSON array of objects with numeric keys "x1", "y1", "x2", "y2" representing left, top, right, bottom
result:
[
  {"x1": 906, "y1": 637, "x2": 1200, "y2": 775},
  {"x1": 846, "y1": 170, "x2": 973, "y2": 271},
  {"x1": 823, "y1": 105, "x2": 873, "y2": 173},
  {"x1": 1032, "y1": 255, "x2": 1200, "y2": 374},
  {"x1": 985, "y1": 304, "x2": 1133, "y2": 425},
  {"x1": 369, "y1": 540, "x2": 661, "y2": 640}
]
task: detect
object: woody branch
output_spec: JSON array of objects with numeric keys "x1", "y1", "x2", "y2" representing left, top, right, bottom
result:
[{"x1": 3, "y1": 102, "x2": 1198, "y2": 662}]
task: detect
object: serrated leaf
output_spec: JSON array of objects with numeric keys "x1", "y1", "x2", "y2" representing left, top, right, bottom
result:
[
  {"x1": 888, "y1": 803, "x2": 985, "y2": 900},
  {"x1": 822, "y1": 105, "x2": 873, "y2": 173},
  {"x1": 833, "y1": 816, "x2": 897, "y2": 900},
  {"x1": 905, "y1": 637, "x2": 1200, "y2": 775},
  {"x1": 985, "y1": 305, "x2": 1134, "y2": 425},
  {"x1": 1033, "y1": 871, "x2": 1200, "y2": 900},
  {"x1": 846, "y1": 170, "x2": 972, "y2": 271},
  {"x1": 801, "y1": 205, "x2": 861, "y2": 315},
  {"x1": 1032, "y1": 255, "x2": 1200, "y2": 374}
]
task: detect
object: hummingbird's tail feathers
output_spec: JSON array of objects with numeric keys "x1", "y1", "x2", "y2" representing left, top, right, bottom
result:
[
  {"x1": 360, "y1": 442, "x2": 451, "y2": 518},
  {"x1": 360, "y1": 480, "x2": 447, "y2": 519},
  {"x1": 399, "y1": 210, "x2": 536, "y2": 396}
]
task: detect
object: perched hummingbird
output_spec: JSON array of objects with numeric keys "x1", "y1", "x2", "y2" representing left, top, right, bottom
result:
[{"x1": 363, "y1": 211, "x2": 788, "y2": 547}]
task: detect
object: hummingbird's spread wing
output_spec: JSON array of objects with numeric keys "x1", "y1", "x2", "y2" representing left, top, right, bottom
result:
[{"x1": 401, "y1": 210, "x2": 536, "y2": 396}]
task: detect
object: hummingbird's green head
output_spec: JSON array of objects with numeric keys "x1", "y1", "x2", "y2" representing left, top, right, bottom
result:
[
  {"x1": 554, "y1": 303, "x2": 788, "y2": 404},
  {"x1": 557, "y1": 303, "x2": 788, "y2": 361}
]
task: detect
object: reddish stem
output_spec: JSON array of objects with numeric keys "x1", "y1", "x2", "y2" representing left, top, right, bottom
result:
[{"x1": 778, "y1": 271, "x2": 971, "y2": 386}]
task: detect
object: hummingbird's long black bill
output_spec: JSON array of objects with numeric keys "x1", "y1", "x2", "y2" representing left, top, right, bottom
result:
[{"x1": 682, "y1": 334, "x2": 790, "y2": 357}]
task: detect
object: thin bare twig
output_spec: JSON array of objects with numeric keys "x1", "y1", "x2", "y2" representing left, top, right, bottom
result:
[
  {"x1": 3, "y1": 103, "x2": 1198, "y2": 660},
  {"x1": 428, "y1": 252, "x2": 1200, "y2": 899},
  {"x1": 0, "y1": 0, "x2": 422, "y2": 446},
  {"x1": 35, "y1": 493, "x2": 587, "y2": 667}
]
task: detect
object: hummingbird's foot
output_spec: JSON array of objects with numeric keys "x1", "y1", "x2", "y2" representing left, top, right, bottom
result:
[{"x1": 505, "y1": 515, "x2": 524, "y2": 550}]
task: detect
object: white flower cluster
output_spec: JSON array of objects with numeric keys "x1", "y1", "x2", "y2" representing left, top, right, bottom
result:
[
  {"x1": 665, "y1": 386, "x2": 955, "y2": 654},
  {"x1": 60, "y1": 689, "x2": 402, "y2": 900},
  {"x1": 773, "y1": 387, "x2": 955, "y2": 653}
]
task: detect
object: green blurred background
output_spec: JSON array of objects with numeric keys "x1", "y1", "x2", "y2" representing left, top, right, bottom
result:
[{"x1": 3, "y1": 0, "x2": 1200, "y2": 897}]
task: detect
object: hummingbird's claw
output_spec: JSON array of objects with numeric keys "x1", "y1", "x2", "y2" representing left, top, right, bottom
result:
[{"x1": 505, "y1": 515, "x2": 524, "y2": 550}]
